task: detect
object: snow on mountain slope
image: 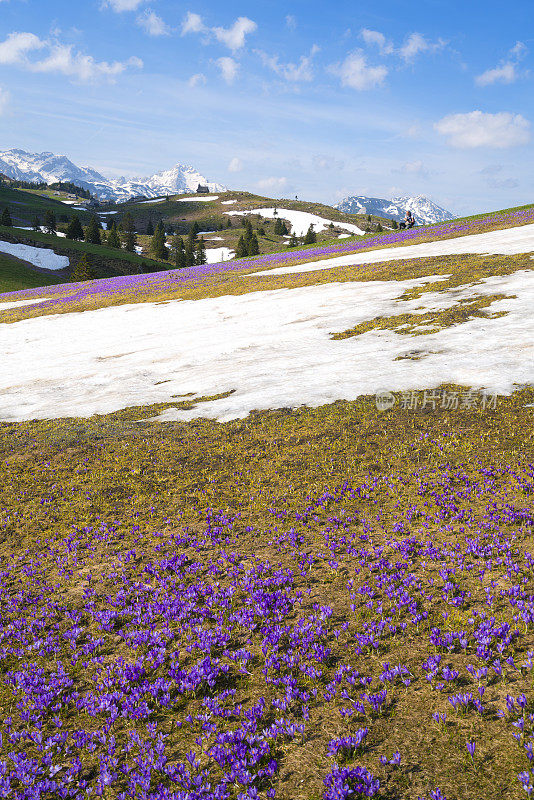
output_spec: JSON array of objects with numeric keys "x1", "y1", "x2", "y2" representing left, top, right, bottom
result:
[
  {"x1": 250, "y1": 222, "x2": 534, "y2": 277},
  {"x1": 0, "y1": 241, "x2": 69, "y2": 270},
  {"x1": 0, "y1": 149, "x2": 225, "y2": 201},
  {"x1": 226, "y1": 208, "x2": 365, "y2": 237},
  {"x1": 0, "y1": 270, "x2": 532, "y2": 422},
  {"x1": 336, "y1": 195, "x2": 455, "y2": 225}
]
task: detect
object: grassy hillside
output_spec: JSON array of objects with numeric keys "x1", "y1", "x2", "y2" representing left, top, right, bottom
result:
[
  {"x1": 1, "y1": 391, "x2": 534, "y2": 800},
  {"x1": 0, "y1": 252, "x2": 64, "y2": 293},
  {"x1": 0, "y1": 185, "x2": 92, "y2": 227},
  {"x1": 101, "y1": 190, "x2": 391, "y2": 261},
  {"x1": 0, "y1": 224, "x2": 162, "y2": 287},
  {"x1": 1, "y1": 200, "x2": 534, "y2": 798}
]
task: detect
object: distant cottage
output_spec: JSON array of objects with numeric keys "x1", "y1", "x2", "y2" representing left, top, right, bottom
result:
[{"x1": 197, "y1": 184, "x2": 210, "y2": 194}]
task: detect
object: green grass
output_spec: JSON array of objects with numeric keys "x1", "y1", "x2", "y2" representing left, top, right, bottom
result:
[
  {"x1": 0, "y1": 224, "x2": 162, "y2": 272},
  {"x1": 0, "y1": 186, "x2": 92, "y2": 226},
  {"x1": 0, "y1": 252, "x2": 64, "y2": 293}
]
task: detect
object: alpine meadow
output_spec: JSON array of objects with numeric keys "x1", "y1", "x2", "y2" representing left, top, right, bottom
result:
[{"x1": 1, "y1": 2, "x2": 534, "y2": 800}]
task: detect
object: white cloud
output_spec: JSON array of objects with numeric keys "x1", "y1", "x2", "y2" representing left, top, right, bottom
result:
[
  {"x1": 479, "y1": 166, "x2": 519, "y2": 189},
  {"x1": 360, "y1": 29, "x2": 393, "y2": 55},
  {"x1": 331, "y1": 50, "x2": 387, "y2": 90},
  {"x1": 435, "y1": 111, "x2": 530, "y2": 149},
  {"x1": 475, "y1": 41, "x2": 527, "y2": 86},
  {"x1": 228, "y1": 157, "x2": 243, "y2": 172},
  {"x1": 0, "y1": 32, "x2": 44, "y2": 64},
  {"x1": 399, "y1": 32, "x2": 446, "y2": 61},
  {"x1": 312, "y1": 154, "x2": 344, "y2": 171},
  {"x1": 257, "y1": 45, "x2": 319, "y2": 82},
  {"x1": 510, "y1": 41, "x2": 527, "y2": 60},
  {"x1": 213, "y1": 17, "x2": 257, "y2": 52},
  {"x1": 476, "y1": 63, "x2": 517, "y2": 87},
  {"x1": 216, "y1": 57, "x2": 238, "y2": 84},
  {"x1": 0, "y1": 31, "x2": 142, "y2": 83},
  {"x1": 286, "y1": 15, "x2": 297, "y2": 30},
  {"x1": 257, "y1": 176, "x2": 287, "y2": 190},
  {"x1": 182, "y1": 12, "x2": 205, "y2": 35},
  {"x1": 102, "y1": 0, "x2": 145, "y2": 10},
  {"x1": 31, "y1": 45, "x2": 143, "y2": 82},
  {"x1": 393, "y1": 160, "x2": 430, "y2": 177},
  {"x1": 0, "y1": 87, "x2": 10, "y2": 114},
  {"x1": 188, "y1": 72, "x2": 206, "y2": 88},
  {"x1": 182, "y1": 13, "x2": 256, "y2": 51},
  {"x1": 137, "y1": 10, "x2": 170, "y2": 36}
]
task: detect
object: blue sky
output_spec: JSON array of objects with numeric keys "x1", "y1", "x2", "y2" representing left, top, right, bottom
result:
[{"x1": 0, "y1": 0, "x2": 533, "y2": 213}]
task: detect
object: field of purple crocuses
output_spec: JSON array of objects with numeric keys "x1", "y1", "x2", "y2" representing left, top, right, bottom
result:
[
  {"x1": 1, "y1": 204, "x2": 534, "y2": 319},
  {"x1": 1, "y1": 392, "x2": 534, "y2": 799}
]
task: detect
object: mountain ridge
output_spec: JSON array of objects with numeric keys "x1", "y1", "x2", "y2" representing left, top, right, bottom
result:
[
  {"x1": 335, "y1": 194, "x2": 455, "y2": 225},
  {"x1": 0, "y1": 149, "x2": 226, "y2": 202}
]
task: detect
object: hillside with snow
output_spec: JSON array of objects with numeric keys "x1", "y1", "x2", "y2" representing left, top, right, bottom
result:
[
  {"x1": 1, "y1": 202, "x2": 533, "y2": 420},
  {"x1": 0, "y1": 149, "x2": 225, "y2": 201},
  {"x1": 336, "y1": 194, "x2": 455, "y2": 225}
]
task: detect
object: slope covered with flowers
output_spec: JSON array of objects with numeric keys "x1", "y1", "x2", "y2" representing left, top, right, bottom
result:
[
  {"x1": 1, "y1": 392, "x2": 534, "y2": 800},
  {"x1": 2, "y1": 204, "x2": 534, "y2": 319}
]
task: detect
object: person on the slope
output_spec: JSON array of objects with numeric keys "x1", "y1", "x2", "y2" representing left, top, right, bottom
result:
[{"x1": 399, "y1": 210, "x2": 415, "y2": 230}]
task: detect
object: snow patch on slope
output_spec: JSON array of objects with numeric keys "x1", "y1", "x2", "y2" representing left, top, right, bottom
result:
[
  {"x1": 0, "y1": 271, "x2": 532, "y2": 422},
  {"x1": 0, "y1": 241, "x2": 69, "y2": 271},
  {"x1": 226, "y1": 208, "x2": 365, "y2": 237}
]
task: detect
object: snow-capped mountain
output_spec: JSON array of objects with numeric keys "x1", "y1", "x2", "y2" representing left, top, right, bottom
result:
[
  {"x1": 336, "y1": 195, "x2": 455, "y2": 225},
  {"x1": 0, "y1": 149, "x2": 225, "y2": 201}
]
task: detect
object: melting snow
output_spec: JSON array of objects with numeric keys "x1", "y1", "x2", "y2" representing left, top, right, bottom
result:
[
  {"x1": 250, "y1": 222, "x2": 534, "y2": 277},
  {"x1": 1, "y1": 271, "x2": 533, "y2": 422},
  {"x1": 226, "y1": 208, "x2": 365, "y2": 237},
  {"x1": 0, "y1": 241, "x2": 69, "y2": 271},
  {"x1": 176, "y1": 196, "x2": 219, "y2": 203},
  {"x1": 0, "y1": 298, "x2": 51, "y2": 312},
  {"x1": 206, "y1": 247, "x2": 235, "y2": 263}
]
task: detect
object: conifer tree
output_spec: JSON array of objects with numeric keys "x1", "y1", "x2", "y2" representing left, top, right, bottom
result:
[
  {"x1": 172, "y1": 235, "x2": 186, "y2": 268},
  {"x1": 304, "y1": 224, "x2": 316, "y2": 245},
  {"x1": 71, "y1": 254, "x2": 94, "y2": 282},
  {"x1": 66, "y1": 215, "x2": 84, "y2": 241},
  {"x1": 185, "y1": 238, "x2": 195, "y2": 267},
  {"x1": 247, "y1": 233, "x2": 260, "y2": 256},
  {"x1": 44, "y1": 210, "x2": 57, "y2": 234},
  {"x1": 376, "y1": 222, "x2": 383, "y2": 232},
  {"x1": 146, "y1": 218, "x2": 154, "y2": 236},
  {"x1": 280, "y1": 221, "x2": 289, "y2": 235},
  {"x1": 288, "y1": 233, "x2": 298, "y2": 247},
  {"x1": 274, "y1": 217, "x2": 283, "y2": 236},
  {"x1": 31, "y1": 215, "x2": 41, "y2": 231},
  {"x1": 151, "y1": 224, "x2": 168, "y2": 260},
  {"x1": 85, "y1": 215, "x2": 101, "y2": 245},
  {"x1": 196, "y1": 236, "x2": 207, "y2": 265},
  {"x1": 392, "y1": 219, "x2": 398, "y2": 230},
  {"x1": 367, "y1": 214, "x2": 371, "y2": 223},
  {"x1": 243, "y1": 219, "x2": 253, "y2": 242},
  {"x1": 1, "y1": 207, "x2": 12, "y2": 226},
  {"x1": 106, "y1": 222, "x2": 121, "y2": 249},
  {"x1": 258, "y1": 227, "x2": 265, "y2": 237},
  {"x1": 226, "y1": 217, "x2": 232, "y2": 229},
  {"x1": 190, "y1": 221, "x2": 200, "y2": 240},
  {"x1": 122, "y1": 214, "x2": 137, "y2": 252},
  {"x1": 236, "y1": 235, "x2": 248, "y2": 258}
]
